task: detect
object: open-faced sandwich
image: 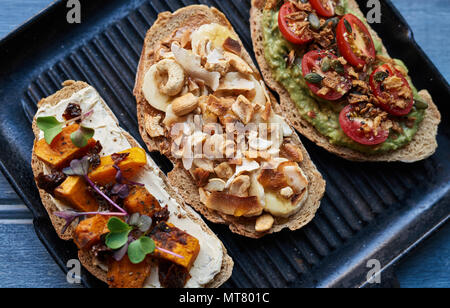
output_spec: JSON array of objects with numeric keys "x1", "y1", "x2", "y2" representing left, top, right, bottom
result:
[
  {"x1": 134, "y1": 5, "x2": 325, "y2": 238},
  {"x1": 31, "y1": 80, "x2": 233, "y2": 288},
  {"x1": 250, "y1": 0, "x2": 441, "y2": 162}
]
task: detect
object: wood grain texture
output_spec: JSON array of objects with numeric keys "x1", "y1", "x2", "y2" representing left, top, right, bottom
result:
[
  {"x1": 0, "y1": 225, "x2": 80, "y2": 288},
  {"x1": 0, "y1": 0, "x2": 448, "y2": 288}
]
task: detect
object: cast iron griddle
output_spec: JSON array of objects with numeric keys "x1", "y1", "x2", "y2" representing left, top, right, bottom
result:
[{"x1": 0, "y1": 0, "x2": 448, "y2": 288}]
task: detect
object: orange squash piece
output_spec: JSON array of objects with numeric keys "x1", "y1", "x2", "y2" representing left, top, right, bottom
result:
[
  {"x1": 73, "y1": 215, "x2": 109, "y2": 250},
  {"x1": 107, "y1": 255, "x2": 152, "y2": 288},
  {"x1": 123, "y1": 186, "x2": 161, "y2": 217},
  {"x1": 54, "y1": 176, "x2": 99, "y2": 212},
  {"x1": 88, "y1": 147, "x2": 147, "y2": 185},
  {"x1": 151, "y1": 222, "x2": 200, "y2": 270},
  {"x1": 34, "y1": 124, "x2": 96, "y2": 170}
]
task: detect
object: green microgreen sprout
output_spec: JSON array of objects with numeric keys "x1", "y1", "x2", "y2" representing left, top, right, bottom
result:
[
  {"x1": 105, "y1": 216, "x2": 185, "y2": 264},
  {"x1": 36, "y1": 109, "x2": 94, "y2": 146}
]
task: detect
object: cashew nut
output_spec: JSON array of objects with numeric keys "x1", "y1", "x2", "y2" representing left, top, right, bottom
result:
[
  {"x1": 280, "y1": 187, "x2": 294, "y2": 199},
  {"x1": 229, "y1": 175, "x2": 251, "y2": 197},
  {"x1": 156, "y1": 59, "x2": 185, "y2": 96},
  {"x1": 144, "y1": 114, "x2": 165, "y2": 138},
  {"x1": 205, "y1": 178, "x2": 226, "y2": 192},
  {"x1": 214, "y1": 162, "x2": 234, "y2": 180},
  {"x1": 172, "y1": 93, "x2": 199, "y2": 117}
]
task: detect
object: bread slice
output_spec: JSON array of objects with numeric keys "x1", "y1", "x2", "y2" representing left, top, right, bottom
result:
[
  {"x1": 31, "y1": 80, "x2": 233, "y2": 287},
  {"x1": 250, "y1": 0, "x2": 441, "y2": 162},
  {"x1": 134, "y1": 5, "x2": 326, "y2": 238}
]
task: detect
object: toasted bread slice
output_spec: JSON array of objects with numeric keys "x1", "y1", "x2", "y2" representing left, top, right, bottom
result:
[
  {"x1": 250, "y1": 0, "x2": 441, "y2": 162},
  {"x1": 31, "y1": 80, "x2": 233, "y2": 287},
  {"x1": 134, "y1": 5, "x2": 326, "y2": 238}
]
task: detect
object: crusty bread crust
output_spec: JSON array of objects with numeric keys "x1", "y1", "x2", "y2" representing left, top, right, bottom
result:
[
  {"x1": 31, "y1": 81, "x2": 233, "y2": 287},
  {"x1": 250, "y1": 0, "x2": 441, "y2": 162},
  {"x1": 134, "y1": 5, "x2": 326, "y2": 238}
]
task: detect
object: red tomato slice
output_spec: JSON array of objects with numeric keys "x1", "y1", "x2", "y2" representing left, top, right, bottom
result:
[
  {"x1": 339, "y1": 105, "x2": 389, "y2": 145},
  {"x1": 336, "y1": 14, "x2": 376, "y2": 69},
  {"x1": 369, "y1": 64, "x2": 414, "y2": 116},
  {"x1": 302, "y1": 50, "x2": 352, "y2": 101},
  {"x1": 278, "y1": 2, "x2": 313, "y2": 45},
  {"x1": 309, "y1": 0, "x2": 335, "y2": 17}
]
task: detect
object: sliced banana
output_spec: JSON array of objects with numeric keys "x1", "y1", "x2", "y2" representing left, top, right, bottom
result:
[
  {"x1": 142, "y1": 64, "x2": 171, "y2": 112},
  {"x1": 249, "y1": 171, "x2": 265, "y2": 207},
  {"x1": 191, "y1": 23, "x2": 237, "y2": 54},
  {"x1": 264, "y1": 190, "x2": 307, "y2": 218}
]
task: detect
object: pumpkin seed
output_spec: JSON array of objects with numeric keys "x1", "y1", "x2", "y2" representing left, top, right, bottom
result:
[
  {"x1": 374, "y1": 71, "x2": 389, "y2": 82},
  {"x1": 308, "y1": 13, "x2": 321, "y2": 31},
  {"x1": 331, "y1": 60, "x2": 345, "y2": 74},
  {"x1": 344, "y1": 19, "x2": 352, "y2": 34},
  {"x1": 321, "y1": 57, "x2": 331, "y2": 72},
  {"x1": 322, "y1": 17, "x2": 340, "y2": 30},
  {"x1": 305, "y1": 73, "x2": 324, "y2": 84},
  {"x1": 414, "y1": 99, "x2": 429, "y2": 109}
]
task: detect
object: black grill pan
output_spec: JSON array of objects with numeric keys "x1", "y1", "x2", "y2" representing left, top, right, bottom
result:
[{"x1": 0, "y1": 0, "x2": 448, "y2": 288}]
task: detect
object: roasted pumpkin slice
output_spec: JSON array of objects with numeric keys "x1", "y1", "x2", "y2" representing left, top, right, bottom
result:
[
  {"x1": 107, "y1": 255, "x2": 152, "y2": 288},
  {"x1": 124, "y1": 186, "x2": 161, "y2": 217},
  {"x1": 54, "y1": 176, "x2": 99, "y2": 212},
  {"x1": 34, "y1": 124, "x2": 96, "y2": 169},
  {"x1": 89, "y1": 147, "x2": 147, "y2": 185},
  {"x1": 150, "y1": 222, "x2": 200, "y2": 270},
  {"x1": 73, "y1": 214, "x2": 109, "y2": 250}
]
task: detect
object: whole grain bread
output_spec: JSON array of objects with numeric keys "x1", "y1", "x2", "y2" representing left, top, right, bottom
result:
[
  {"x1": 31, "y1": 80, "x2": 233, "y2": 287},
  {"x1": 134, "y1": 5, "x2": 326, "y2": 238},
  {"x1": 250, "y1": 0, "x2": 441, "y2": 162}
]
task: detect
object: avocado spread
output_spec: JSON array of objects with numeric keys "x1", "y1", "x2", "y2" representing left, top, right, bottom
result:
[{"x1": 262, "y1": 0, "x2": 425, "y2": 154}]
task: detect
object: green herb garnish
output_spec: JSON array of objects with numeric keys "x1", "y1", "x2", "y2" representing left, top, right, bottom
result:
[
  {"x1": 105, "y1": 216, "x2": 159, "y2": 264},
  {"x1": 36, "y1": 109, "x2": 94, "y2": 146},
  {"x1": 70, "y1": 125, "x2": 95, "y2": 148},
  {"x1": 106, "y1": 217, "x2": 133, "y2": 250},
  {"x1": 128, "y1": 236, "x2": 156, "y2": 264},
  {"x1": 37, "y1": 116, "x2": 63, "y2": 144}
]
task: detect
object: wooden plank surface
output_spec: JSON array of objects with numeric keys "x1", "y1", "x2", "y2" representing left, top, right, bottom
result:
[{"x1": 0, "y1": 0, "x2": 448, "y2": 288}]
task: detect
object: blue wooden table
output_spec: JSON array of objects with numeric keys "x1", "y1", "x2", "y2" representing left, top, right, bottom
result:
[{"x1": 0, "y1": 0, "x2": 448, "y2": 288}]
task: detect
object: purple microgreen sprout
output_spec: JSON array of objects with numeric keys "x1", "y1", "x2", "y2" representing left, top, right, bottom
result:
[
  {"x1": 128, "y1": 213, "x2": 153, "y2": 233},
  {"x1": 156, "y1": 247, "x2": 185, "y2": 260},
  {"x1": 63, "y1": 157, "x2": 128, "y2": 215},
  {"x1": 113, "y1": 236, "x2": 133, "y2": 262},
  {"x1": 128, "y1": 213, "x2": 140, "y2": 226},
  {"x1": 54, "y1": 210, "x2": 126, "y2": 234},
  {"x1": 114, "y1": 165, "x2": 145, "y2": 187},
  {"x1": 111, "y1": 183, "x2": 130, "y2": 199},
  {"x1": 109, "y1": 165, "x2": 145, "y2": 200}
]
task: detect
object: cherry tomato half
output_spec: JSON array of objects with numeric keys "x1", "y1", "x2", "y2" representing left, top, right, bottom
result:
[
  {"x1": 278, "y1": 2, "x2": 313, "y2": 45},
  {"x1": 302, "y1": 50, "x2": 352, "y2": 101},
  {"x1": 336, "y1": 14, "x2": 376, "y2": 69},
  {"x1": 309, "y1": 0, "x2": 336, "y2": 17},
  {"x1": 369, "y1": 64, "x2": 414, "y2": 116},
  {"x1": 339, "y1": 104, "x2": 389, "y2": 145}
]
